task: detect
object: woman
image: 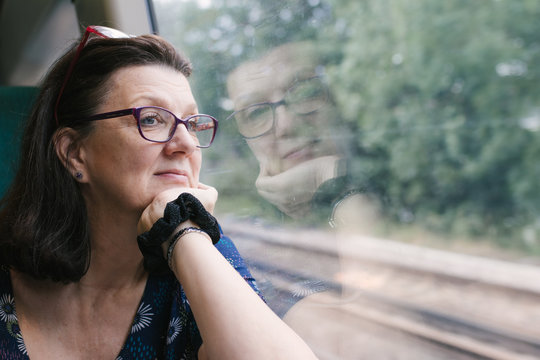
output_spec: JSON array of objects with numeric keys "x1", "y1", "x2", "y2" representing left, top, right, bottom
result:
[{"x1": 0, "y1": 26, "x2": 317, "y2": 359}]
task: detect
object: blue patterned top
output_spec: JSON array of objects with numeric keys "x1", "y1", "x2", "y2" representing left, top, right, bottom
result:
[{"x1": 0, "y1": 234, "x2": 259, "y2": 359}]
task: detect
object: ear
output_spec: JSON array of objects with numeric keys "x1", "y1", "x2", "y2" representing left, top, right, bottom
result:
[{"x1": 53, "y1": 128, "x2": 88, "y2": 183}]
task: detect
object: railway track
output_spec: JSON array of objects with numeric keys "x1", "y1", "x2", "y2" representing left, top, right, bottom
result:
[{"x1": 221, "y1": 217, "x2": 540, "y2": 360}]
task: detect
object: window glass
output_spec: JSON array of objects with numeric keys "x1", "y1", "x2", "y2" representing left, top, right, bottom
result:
[{"x1": 153, "y1": 1, "x2": 540, "y2": 358}]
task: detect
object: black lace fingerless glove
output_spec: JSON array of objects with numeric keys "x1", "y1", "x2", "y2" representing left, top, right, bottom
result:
[{"x1": 137, "y1": 193, "x2": 221, "y2": 274}]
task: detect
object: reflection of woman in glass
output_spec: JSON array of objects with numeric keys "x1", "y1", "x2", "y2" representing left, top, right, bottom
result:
[
  {"x1": 227, "y1": 42, "x2": 372, "y2": 227},
  {"x1": 226, "y1": 42, "x2": 378, "y2": 320},
  {"x1": 227, "y1": 42, "x2": 349, "y2": 221}
]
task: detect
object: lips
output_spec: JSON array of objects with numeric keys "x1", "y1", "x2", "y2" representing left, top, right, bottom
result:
[
  {"x1": 280, "y1": 138, "x2": 321, "y2": 160},
  {"x1": 154, "y1": 169, "x2": 190, "y2": 185},
  {"x1": 283, "y1": 146, "x2": 312, "y2": 161},
  {"x1": 155, "y1": 169, "x2": 188, "y2": 176}
]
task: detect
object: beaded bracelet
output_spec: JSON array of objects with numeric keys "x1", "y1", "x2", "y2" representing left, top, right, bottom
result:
[{"x1": 166, "y1": 226, "x2": 211, "y2": 269}]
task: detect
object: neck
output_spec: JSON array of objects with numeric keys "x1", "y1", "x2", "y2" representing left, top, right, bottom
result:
[
  {"x1": 11, "y1": 199, "x2": 149, "y2": 319},
  {"x1": 82, "y1": 201, "x2": 147, "y2": 290}
]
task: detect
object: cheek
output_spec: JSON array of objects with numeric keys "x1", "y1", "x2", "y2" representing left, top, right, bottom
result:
[
  {"x1": 247, "y1": 139, "x2": 280, "y2": 175},
  {"x1": 89, "y1": 134, "x2": 155, "y2": 185},
  {"x1": 247, "y1": 139, "x2": 269, "y2": 162},
  {"x1": 129, "y1": 152, "x2": 156, "y2": 175}
]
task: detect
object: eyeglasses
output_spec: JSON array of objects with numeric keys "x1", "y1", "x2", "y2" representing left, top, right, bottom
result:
[
  {"x1": 226, "y1": 76, "x2": 329, "y2": 139},
  {"x1": 54, "y1": 25, "x2": 133, "y2": 126},
  {"x1": 76, "y1": 106, "x2": 218, "y2": 148}
]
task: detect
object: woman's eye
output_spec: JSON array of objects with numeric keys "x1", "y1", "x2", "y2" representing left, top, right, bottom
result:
[{"x1": 140, "y1": 113, "x2": 162, "y2": 126}]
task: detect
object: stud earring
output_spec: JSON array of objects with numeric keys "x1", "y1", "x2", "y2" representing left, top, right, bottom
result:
[{"x1": 75, "y1": 172, "x2": 83, "y2": 179}]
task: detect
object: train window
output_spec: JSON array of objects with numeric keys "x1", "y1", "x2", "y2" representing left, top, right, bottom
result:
[
  {"x1": 1, "y1": 0, "x2": 539, "y2": 357},
  {"x1": 153, "y1": 1, "x2": 540, "y2": 358}
]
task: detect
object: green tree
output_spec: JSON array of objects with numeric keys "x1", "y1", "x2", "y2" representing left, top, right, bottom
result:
[{"x1": 326, "y1": 0, "x2": 540, "y2": 245}]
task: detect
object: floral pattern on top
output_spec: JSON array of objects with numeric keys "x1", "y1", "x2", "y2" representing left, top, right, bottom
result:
[
  {"x1": 0, "y1": 234, "x2": 260, "y2": 360},
  {"x1": 0, "y1": 294, "x2": 16, "y2": 323},
  {"x1": 131, "y1": 302, "x2": 154, "y2": 334}
]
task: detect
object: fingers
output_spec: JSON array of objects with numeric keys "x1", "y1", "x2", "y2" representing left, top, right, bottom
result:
[
  {"x1": 185, "y1": 183, "x2": 218, "y2": 213},
  {"x1": 137, "y1": 185, "x2": 219, "y2": 234},
  {"x1": 254, "y1": 156, "x2": 341, "y2": 217},
  {"x1": 256, "y1": 156, "x2": 340, "y2": 193}
]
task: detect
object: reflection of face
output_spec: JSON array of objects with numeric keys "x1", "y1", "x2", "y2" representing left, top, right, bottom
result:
[
  {"x1": 80, "y1": 65, "x2": 202, "y2": 215},
  {"x1": 227, "y1": 45, "x2": 340, "y2": 177}
]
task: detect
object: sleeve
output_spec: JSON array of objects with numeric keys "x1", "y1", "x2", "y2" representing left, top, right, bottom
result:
[{"x1": 214, "y1": 233, "x2": 263, "y2": 299}]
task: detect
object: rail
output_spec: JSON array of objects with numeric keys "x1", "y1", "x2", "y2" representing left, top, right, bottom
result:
[{"x1": 221, "y1": 217, "x2": 540, "y2": 360}]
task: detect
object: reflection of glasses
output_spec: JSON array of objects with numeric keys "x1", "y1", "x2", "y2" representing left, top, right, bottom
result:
[
  {"x1": 55, "y1": 25, "x2": 133, "y2": 126},
  {"x1": 227, "y1": 76, "x2": 329, "y2": 139},
  {"x1": 74, "y1": 106, "x2": 218, "y2": 148}
]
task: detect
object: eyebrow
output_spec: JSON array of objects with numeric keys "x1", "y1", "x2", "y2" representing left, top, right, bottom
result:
[
  {"x1": 232, "y1": 70, "x2": 316, "y2": 110},
  {"x1": 131, "y1": 94, "x2": 170, "y2": 107},
  {"x1": 234, "y1": 93, "x2": 267, "y2": 109}
]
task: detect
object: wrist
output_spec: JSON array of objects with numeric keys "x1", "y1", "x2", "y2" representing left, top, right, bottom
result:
[
  {"x1": 166, "y1": 226, "x2": 212, "y2": 269},
  {"x1": 161, "y1": 219, "x2": 199, "y2": 255},
  {"x1": 137, "y1": 192, "x2": 221, "y2": 274}
]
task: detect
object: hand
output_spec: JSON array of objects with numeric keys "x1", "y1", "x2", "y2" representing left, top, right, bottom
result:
[
  {"x1": 137, "y1": 183, "x2": 218, "y2": 235},
  {"x1": 255, "y1": 155, "x2": 341, "y2": 218}
]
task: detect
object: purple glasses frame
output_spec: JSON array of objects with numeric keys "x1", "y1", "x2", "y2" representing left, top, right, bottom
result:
[{"x1": 77, "y1": 106, "x2": 218, "y2": 148}]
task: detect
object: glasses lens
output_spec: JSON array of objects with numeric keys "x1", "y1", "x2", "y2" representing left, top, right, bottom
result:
[
  {"x1": 138, "y1": 107, "x2": 216, "y2": 147},
  {"x1": 187, "y1": 115, "x2": 216, "y2": 147},
  {"x1": 138, "y1": 107, "x2": 175, "y2": 142},
  {"x1": 286, "y1": 77, "x2": 328, "y2": 115},
  {"x1": 233, "y1": 104, "x2": 274, "y2": 138}
]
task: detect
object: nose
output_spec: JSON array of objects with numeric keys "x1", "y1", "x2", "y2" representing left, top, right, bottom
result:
[
  {"x1": 273, "y1": 104, "x2": 300, "y2": 138},
  {"x1": 164, "y1": 121, "x2": 197, "y2": 156}
]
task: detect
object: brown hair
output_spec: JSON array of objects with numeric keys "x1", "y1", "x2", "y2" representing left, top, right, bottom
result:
[{"x1": 0, "y1": 34, "x2": 192, "y2": 282}]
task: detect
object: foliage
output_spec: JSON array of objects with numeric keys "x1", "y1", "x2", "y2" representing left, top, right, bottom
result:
[{"x1": 322, "y1": 0, "x2": 540, "y2": 246}]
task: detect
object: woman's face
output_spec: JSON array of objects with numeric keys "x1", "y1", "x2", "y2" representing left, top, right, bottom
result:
[
  {"x1": 227, "y1": 48, "x2": 340, "y2": 178},
  {"x1": 78, "y1": 65, "x2": 202, "y2": 215}
]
